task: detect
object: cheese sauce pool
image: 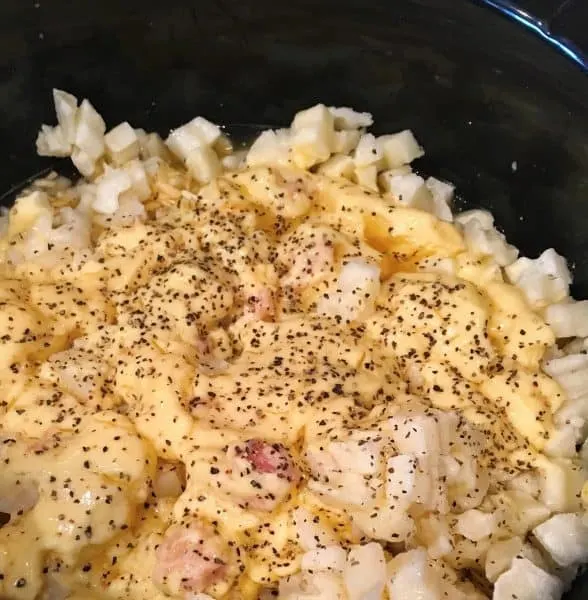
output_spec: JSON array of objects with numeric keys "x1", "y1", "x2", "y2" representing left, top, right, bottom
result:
[{"x1": 0, "y1": 102, "x2": 586, "y2": 600}]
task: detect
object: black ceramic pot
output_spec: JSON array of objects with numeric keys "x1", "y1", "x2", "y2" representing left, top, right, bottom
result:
[{"x1": 0, "y1": 0, "x2": 586, "y2": 597}]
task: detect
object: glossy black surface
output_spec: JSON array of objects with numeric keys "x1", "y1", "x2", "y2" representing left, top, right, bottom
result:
[{"x1": 0, "y1": 1, "x2": 586, "y2": 594}]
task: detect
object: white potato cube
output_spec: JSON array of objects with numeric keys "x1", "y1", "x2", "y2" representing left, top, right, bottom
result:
[
  {"x1": 53, "y1": 89, "x2": 78, "y2": 144},
  {"x1": 378, "y1": 130, "x2": 424, "y2": 168},
  {"x1": 354, "y1": 165, "x2": 378, "y2": 191},
  {"x1": 36, "y1": 124, "x2": 71, "y2": 157},
  {"x1": 93, "y1": 167, "x2": 132, "y2": 214},
  {"x1": 317, "y1": 259, "x2": 380, "y2": 321},
  {"x1": 75, "y1": 99, "x2": 106, "y2": 140},
  {"x1": 301, "y1": 546, "x2": 347, "y2": 573},
  {"x1": 493, "y1": 557, "x2": 563, "y2": 600},
  {"x1": 545, "y1": 300, "x2": 588, "y2": 338},
  {"x1": 246, "y1": 129, "x2": 291, "y2": 167},
  {"x1": 141, "y1": 132, "x2": 172, "y2": 160},
  {"x1": 124, "y1": 160, "x2": 151, "y2": 201},
  {"x1": 455, "y1": 209, "x2": 494, "y2": 229},
  {"x1": 291, "y1": 125, "x2": 332, "y2": 168},
  {"x1": 387, "y1": 549, "x2": 442, "y2": 600},
  {"x1": 71, "y1": 147, "x2": 97, "y2": 178},
  {"x1": 485, "y1": 537, "x2": 523, "y2": 582},
  {"x1": 386, "y1": 454, "x2": 418, "y2": 506},
  {"x1": 505, "y1": 249, "x2": 572, "y2": 308},
  {"x1": 9, "y1": 191, "x2": 52, "y2": 237},
  {"x1": 292, "y1": 507, "x2": 338, "y2": 551},
  {"x1": 292, "y1": 104, "x2": 335, "y2": 132},
  {"x1": 327, "y1": 439, "x2": 381, "y2": 475},
  {"x1": 332, "y1": 129, "x2": 361, "y2": 154},
  {"x1": 166, "y1": 116, "x2": 221, "y2": 160},
  {"x1": 425, "y1": 177, "x2": 454, "y2": 222},
  {"x1": 344, "y1": 543, "x2": 386, "y2": 600},
  {"x1": 461, "y1": 217, "x2": 518, "y2": 266},
  {"x1": 221, "y1": 150, "x2": 247, "y2": 171},
  {"x1": 354, "y1": 133, "x2": 383, "y2": 167},
  {"x1": 533, "y1": 513, "x2": 588, "y2": 567},
  {"x1": 185, "y1": 146, "x2": 221, "y2": 184},
  {"x1": 105, "y1": 122, "x2": 140, "y2": 166},
  {"x1": 329, "y1": 106, "x2": 373, "y2": 130},
  {"x1": 455, "y1": 509, "x2": 497, "y2": 542},
  {"x1": 318, "y1": 154, "x2": 355, "y2": 179},
  {"x1": 380, "y1": 172, "x2": 435, "y2": 213}
]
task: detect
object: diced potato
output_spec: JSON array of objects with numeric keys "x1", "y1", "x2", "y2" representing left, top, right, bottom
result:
[
  {"x1": 53, "y1": 89, "x2": 79, "y2": 144},
  {"x1": 460, "y1": 216, "x2": 518, "y2": 267},
  {"x1": 165, "y1": 116, "x2": 221, "y2": 160},
  {"x1": 386, "y1": 549, "x2": 442, "y2": 600},
  {"x1": 332, "y1": 129, "x2": 361, "y2": 154},
  {"x1": 71, "y1": 147, "x2": 97, "y2": 178},
  {"x1": 533, "y1": 513, "x2": 588, "y2": 567},
  {"x1": 425, "y1": 177, "x2": 454, "y2": 222},
  {"x1": 105, "y1": 122, "x2": 140, "y2": 166},
  {"x1": 185, "y1": 145, "x2": 221, "y2": 184},
  {"x1": 354, "y1": 165, "x2": 378, "y2": 191},
  {"x1": 74, "y1": 98, "x2": 106, "y2": 157},
  {"x1": 93, "y1": 167, "x2": 132, "y2": 214},
  {"x1": 378, "y1": 130, "x2": 424, "y2": 168},
  {"x1": 124, "y1": 160, "x2": 151, "y2": 201},
  {"x1": 36, "y1": 124, "x2": 71, "y2": 157},
  {"x1": 316, "y1": 259, "x2": 380, "y2": 321},
  {"x1": 246, "y1": 129, "x2": 291, "y2": 167},
  {"x1": 454, "y1": 509, "x2": 496, "y2": 542},
  {"x1": 455, "y1": 208, "x2": 494, "y2": 229},
  {"x1": 8, "y1": 191, "x2": 52, "y2": 237},
  {"x1": 545, "y1": 300, "x2": 588, "y2": 338},
  {"x1": 329, "y1": 106, "x2": 373, "y2": 130},
  {"x1": 343, "y1": 543, "x2": 386, "y2": 600},
  {"x1": 485, "y1": 537, "x2": 523, "y2": 582},
  {"x1": 301, "y1": 546, "x2": 347, "y2": 573},
  {"x1": 353, "y1": 133, "x2": 383, "y2": 167},
  {"x1": 318, "y1": 154, "x2": 355, "y2": 179},
  {"x1": 290, "y1": 125, "x2": 332, "y2": 168},
  {"x1": 493, "y1": 557, "x2": 563, "y2": 600},
  {"x1": 505, "y1": 249, "x2": 572, "y2": 308},
  {"x1": 381, "y1": 173, "x2": 435, "y2": 213}
]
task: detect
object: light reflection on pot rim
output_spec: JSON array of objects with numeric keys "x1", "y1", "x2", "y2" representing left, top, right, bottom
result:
[{"x1": 478, "y1": 0, "x2": 587, "y2": 70}]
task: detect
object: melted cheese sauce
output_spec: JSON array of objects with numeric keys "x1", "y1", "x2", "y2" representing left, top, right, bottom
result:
[{"x1": 0, "y1": 165, "x2": 567, "y2": 600}]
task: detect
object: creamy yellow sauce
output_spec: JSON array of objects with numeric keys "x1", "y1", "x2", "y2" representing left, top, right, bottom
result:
[{"x1": 0, "y1": 164, "x2": 572, "y2": 600}]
